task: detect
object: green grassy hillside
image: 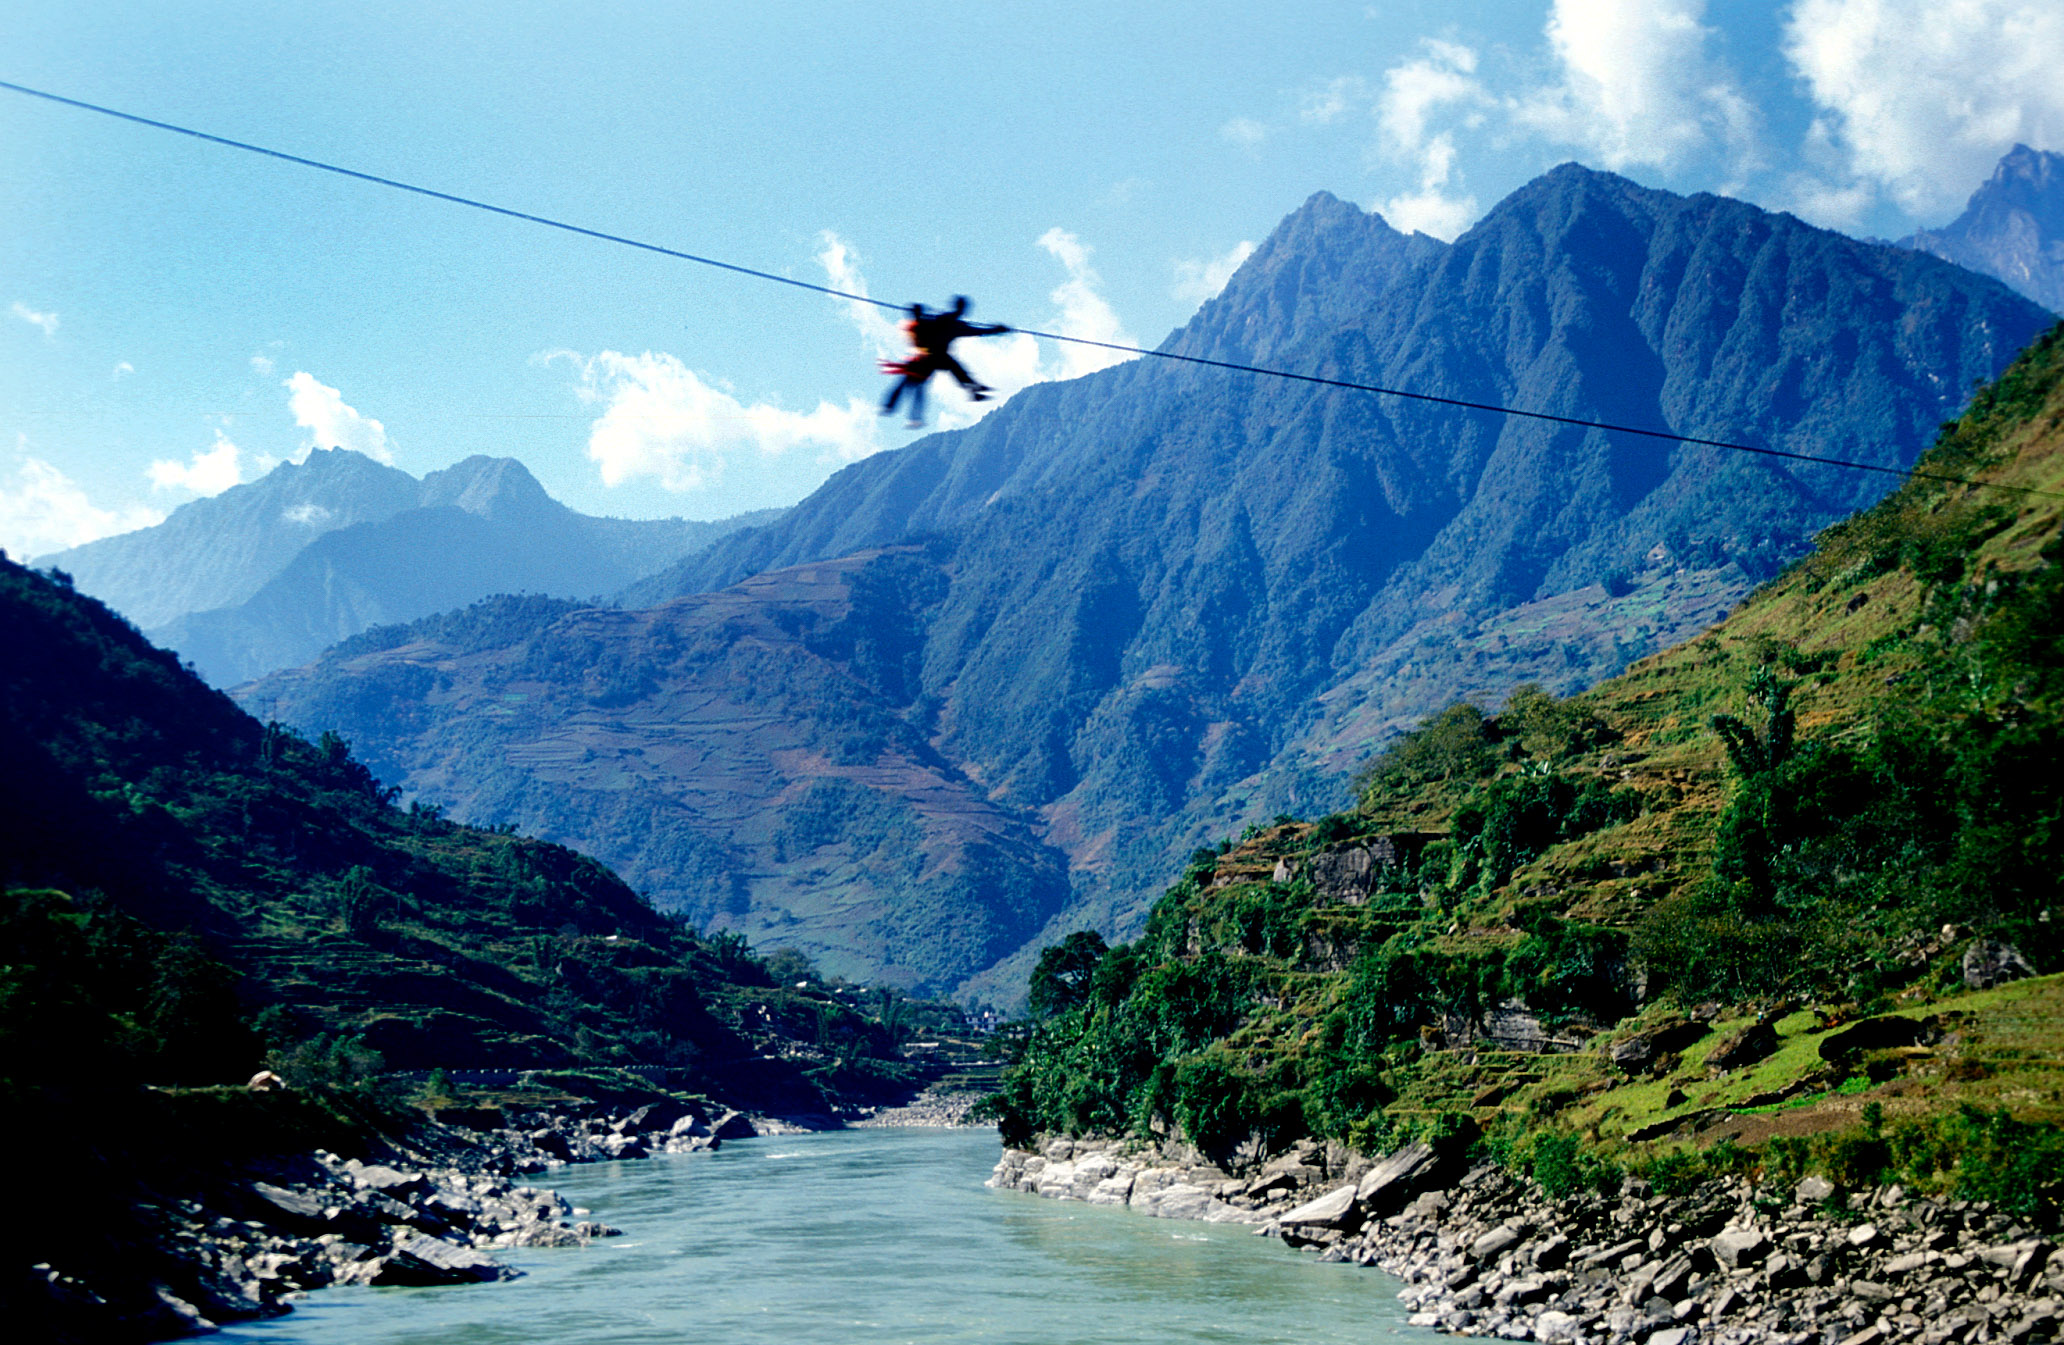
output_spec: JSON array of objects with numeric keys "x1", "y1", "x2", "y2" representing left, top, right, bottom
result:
[
  {"x1": 985, "y1": 323, "x2": 2064, "y2": 1204},
  {"x1": 0, "y1": 554, "x2": 932, "y2": 1114}
]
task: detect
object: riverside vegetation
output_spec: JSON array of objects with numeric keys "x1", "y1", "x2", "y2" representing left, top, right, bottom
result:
[
  {"x1": 980, "y1": 323, "x2": 2064, "y2": 1345},
  {"x1": 0, "y1": 550, "x2": 974, "y2": 1340}
]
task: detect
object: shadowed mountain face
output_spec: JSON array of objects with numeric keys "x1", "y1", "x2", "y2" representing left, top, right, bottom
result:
[
  {"x1": 1903, "y1": 145, "x2": 2064, "y2": 315},
  {"x1": 126, "y1": 454, "x2": 775, "y2": 687},
  {"x1": 241, "y1": 166, "x2": 2058, "y2": 1001}
]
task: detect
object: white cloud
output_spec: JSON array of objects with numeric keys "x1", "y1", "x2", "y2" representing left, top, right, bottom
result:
[
  {"x1": 284, "y1": 503, "x2": 334, "y2": 526},
  {"x1": 548, "y1": 349, "x2": 885, "y2": 493},
  {"x1": 1377, "y1": 41, "x2": 1481, "y2": 150},
  {"x1": 148, "y1": 431, "x2": 247, "y2": 497},
  {"x1": 0, "y1": 454, "x2": 163, "y2": 559},
  {"x1": 1380, "y1": 181, "x2": 1484, "y2": 241},
  {"x1": 1372, "y1": 39, "x2": 1490, "y2": 240},
  {"x1": 1172, "y1": 240, "x2": 1259, "y2": 304},
  {"x1": 283, "y1": 371, "x2": 394, "y2": 464},
  {"x1": 812, "y1": 227, "x2": 1137, "y2": 435},
  {"x1": 1220, "y1": 117, "x2": 1269, "y2": 148},
  {"x1": 1783, "y1": 0, "x2": 2064, "y2": 219},
  {"x1": 112, "y1": 361, "x2": 135, "y2": 380},
  {"x1": 815, "y1": 232, "x2": 907, "y2": 362},
  {"x1": 1301, "y1": 76, "x2": 1370, "y2": 126},
  {"x1": 250, "y1": 353, "x2": 276, "y2": 377},
  {"x1": 1036, "y1": 228, "x2": 1138, "y2": 378},
  {"x1": 11, "y1": 302, "x2": 58, "y2": 339},
  {"x1": 1515, "y1": 0, "x2": 1759, "y2": 178}
]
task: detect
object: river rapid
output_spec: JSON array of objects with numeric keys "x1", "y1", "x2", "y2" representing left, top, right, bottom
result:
[{"x1": 217, "y1": 1126, "x2": 1418, "y2": 1345}]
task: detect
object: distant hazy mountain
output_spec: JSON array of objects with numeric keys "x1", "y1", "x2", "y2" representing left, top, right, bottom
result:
[
  {"x1": 153, "y1": 456, "x2": 776, "y2": 686},
  {"x1": 1903, "y1": 144, "x2": 2064, "y2": 313},
  {"x1": 36, "y1": 448, "x2": 422, "y2": 629},
  {"x1": 240, "y1": 165, "x2": 2058, "y2": 1000}
]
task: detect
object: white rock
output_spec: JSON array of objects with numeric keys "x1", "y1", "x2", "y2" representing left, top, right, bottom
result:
[{"x1": 1280, "y1": 1184, "x2": 1359, "y2": 1229}]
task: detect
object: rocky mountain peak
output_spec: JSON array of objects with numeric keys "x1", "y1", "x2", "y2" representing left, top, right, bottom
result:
[
  {"x1": 1168, "y1": 189, "x2": 1446, "y2": 365},
  {"x1": 1902, "y1": 144, "x2": 2064, "y2": 313},
  {"x1": 417, "y1": 455, "x2": 558, "y2": 521}
]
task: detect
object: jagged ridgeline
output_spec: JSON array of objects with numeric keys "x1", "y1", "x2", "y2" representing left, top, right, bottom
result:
[
  {"x1": 0, "y1": 556, "x2": 929, "y2": 1112},
  {"x1": 985, "y1": 324, "x2": 2064, "y2": 1195}
]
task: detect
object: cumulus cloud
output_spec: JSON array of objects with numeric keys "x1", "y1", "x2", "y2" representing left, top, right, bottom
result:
[
  {"x1": 148, "y1": 431, "x2": 247, "y2": 497},
  {"x1": 1516, "y1": 0, "x2": 1758, "y2": 178},
  {"x1": 815, "y1": 232, "x2": 907, "y2": 362},
  {"x1": 112, "y1": 361, "x2": 135, "y2": 380},
  {"x1": 1373, "y1": 39, "x2": 1491, "y2": 240},
  {"x1": 0, "y1": 453, "x2": 162, "y2": 559},
  {"x1": 1172, "y1": 240, "x2": 1259, "y2": 304},
  {"x1": 813, "y1": 227, "x2": 1139, "y2": 434},
  {"x1": 1783, "y1": 0, "x2": 2064, "y2": 220},
  {"x1": 250, "y1": 353, "x2": 276, "y2": 377},
  {"x1": 11, "y1": 302, "x2": 58, "y2": 338},
  {"x1": 1037, "y1": 229, "x2": 1138, "y2": 378},
  {"x1": 548, "y1": 349, "x2": 884, "y2": 493},
  {"x1": 283, "y1": 372, "x2": 394, "y2": 464}
]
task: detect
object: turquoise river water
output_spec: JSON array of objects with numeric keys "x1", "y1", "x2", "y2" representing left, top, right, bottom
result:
[{"x1": 217, "y1": 1126, "x2": 1422, "y2": 1344}]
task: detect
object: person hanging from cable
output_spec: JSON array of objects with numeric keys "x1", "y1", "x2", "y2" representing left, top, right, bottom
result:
[{"x1": 880, "y1": 296, "x2": 1011, "y2": 427}]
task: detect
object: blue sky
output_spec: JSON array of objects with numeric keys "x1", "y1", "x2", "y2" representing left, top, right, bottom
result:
[{"x1": 4, "y1": 1, "x2": 2061, "y2": 558}]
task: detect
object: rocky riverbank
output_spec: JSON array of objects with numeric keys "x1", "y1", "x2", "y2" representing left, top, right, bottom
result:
[
  {"x1": 990, "y1": 1138, "x2": 2062, "y2": 1345},
  {"x1": 849, "y1": 1085, "x2": 989, "y2": 1128},
  {"x1": 31, "y1": 1094, "x2": 770, "y2": 1343}
]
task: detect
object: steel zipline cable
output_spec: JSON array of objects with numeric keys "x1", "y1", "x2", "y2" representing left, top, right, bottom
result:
[{"x1": 3, "y1": 76, "x2": 2055, "y2": 501}]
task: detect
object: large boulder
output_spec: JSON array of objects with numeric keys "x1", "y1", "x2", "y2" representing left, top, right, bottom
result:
[
  {"x1": 1609, "y1": 1019, "x2": 1709, "y2": 1074},
  {"x1": 245, "y1": 1182, "x2": 327, "y2": 1233},
  {"x1": 1356, "y1": 1140, "x2": 1437, "y2": 1210},
  {"x1": 1707, "y1": 1020, "x2": 1779, "y2": 1071},
  {"x1": 1710, "y1": 1227, "x2": 1769, "y2": 1269},
  {"x1": 1470, "y1": 1223, "x2": 1524, "y2": 1261},
  {"x1": 1278, "y1": 1184, "x2": 1359, "y2": 1229},
  {"x1": 712, "y1": 1110, "x2": 758, "y2": 1140},
  {"x1": 363, "y1": 1235, "x2": 510, "y2": 1286},
  {"x1": 1963, "y1": 939, "x2": 2036, "y2": 990},
  {"x1": 1818, "y1": 1015, "x2": 1923, "y2": 1062}
]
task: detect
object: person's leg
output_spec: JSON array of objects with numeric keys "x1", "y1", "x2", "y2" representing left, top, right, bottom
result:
[{"x1": 907, "y1": 377, "x2": 927, "y2": 426}]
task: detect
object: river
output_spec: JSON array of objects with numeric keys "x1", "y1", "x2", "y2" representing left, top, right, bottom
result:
[{"x1": 217, "y1": 1126, "x2": 1420, "y2": 1344}]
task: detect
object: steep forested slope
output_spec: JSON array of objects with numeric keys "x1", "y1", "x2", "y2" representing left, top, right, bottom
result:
[
  {"x1": 986, "y1": 323, "x2": 2064, "y2": 1178},
  {"x1": 0, "y1": 556, "x2": 923, "y2": 1109}
]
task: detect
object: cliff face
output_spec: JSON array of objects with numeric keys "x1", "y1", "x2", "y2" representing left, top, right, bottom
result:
[
  {"x1": 242, "y1": 166, "x2": 2057, "y2": 1000},
  {"x1": 1903, "y1": 144, "x2": 2064, "y2": 314}
]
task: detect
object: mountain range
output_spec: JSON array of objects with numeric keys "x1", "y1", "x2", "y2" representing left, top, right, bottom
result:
[
  {"x1": 238, "y1": 162, "x2": 2058, "y2": 1003},
  {"x1": 37, "y1": 449, "x2": 775, "y2": 686}
]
